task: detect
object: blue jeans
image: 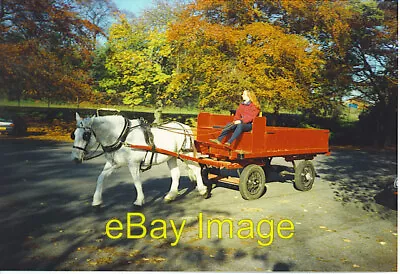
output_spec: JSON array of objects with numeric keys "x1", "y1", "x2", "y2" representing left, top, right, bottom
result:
[{"x1": 217, "y1": 122, "x2": 252, "y2": 144}]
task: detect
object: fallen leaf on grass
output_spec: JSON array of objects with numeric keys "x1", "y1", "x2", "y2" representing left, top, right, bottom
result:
[
  {"x1": 319, "y1": 226, "x2": 336, "y2": 232},
  {"x1": 129, "y1": 250, "x2": 140, "y2": 257},
  {"x1": 138, "y1": 257, "x2": 166, "y2": 264},
  {"x1": 241, "y1": 207, "x2": 263, "y2": 212},
  {"x1": 316, "y1": 257, "x2": 329, "y2": 262},
  {"x1": 343, "y1": 239, "x2": 351, "y2": 243}
]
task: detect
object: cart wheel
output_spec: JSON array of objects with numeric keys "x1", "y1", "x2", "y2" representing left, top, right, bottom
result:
[
  {"x1": 239, "y1": 164, "x2": 266, "y2": 200},
  {"x1": 294, "y1": 160, "x2": 315, "y2": 191}
]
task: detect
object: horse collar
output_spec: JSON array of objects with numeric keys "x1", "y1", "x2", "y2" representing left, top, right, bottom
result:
[{"x1": 102, "y1": 117, "x2": 131, "y2": 153}]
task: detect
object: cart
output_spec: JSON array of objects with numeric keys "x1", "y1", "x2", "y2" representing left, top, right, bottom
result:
[
  {"x1": 128, "y1": 112, "x2": 330, "y2": 200},
  {"x1": 195, "y1": 112, "x2": 330, "y2": 200}
]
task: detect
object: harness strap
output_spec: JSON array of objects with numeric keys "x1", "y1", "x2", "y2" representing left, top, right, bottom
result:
[
  {"x1": 139, "y1": 144, "x2": 156, "y2": 172},
  {"x1": 139, "y1": 118, "x2": 157, "y2": 172},
  {"x1": 138, "y1": 122, "x2": 196, "y2": 172},
  {"x1": 140, "y1": 118, "x2": 155, "y2": 148},
  {"x1": 72, "y1": 145, "x2": 86, "y2": 152},
  {"x1": 102, "y1": 117, "x2": 131, "y2": 153}
]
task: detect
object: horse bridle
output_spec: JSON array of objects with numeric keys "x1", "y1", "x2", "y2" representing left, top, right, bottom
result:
[{"x1": 71, "y1": 123, "x2": 97, "y2": 154}]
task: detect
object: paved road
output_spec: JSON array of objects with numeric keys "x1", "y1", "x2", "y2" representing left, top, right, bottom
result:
[{"x1": 0, "y1": 138, "x2": 397, "y2": 271}]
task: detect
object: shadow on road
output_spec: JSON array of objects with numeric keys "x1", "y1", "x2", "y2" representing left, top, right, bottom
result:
[
  {"x1": 316, "y1": 148, "x2": 397, "y2": 218},
  {"x1": 0, "y1": 139, "x2": 292, "y2": 271}
]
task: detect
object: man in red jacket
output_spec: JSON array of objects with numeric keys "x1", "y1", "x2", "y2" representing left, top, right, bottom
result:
[{"x1": 210, "y1": 90, "x2": 260, "y2": 147}]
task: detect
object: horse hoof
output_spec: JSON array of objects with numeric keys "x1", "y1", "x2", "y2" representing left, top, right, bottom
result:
[
  {"x1": 164, "y1": 191, "x2": 178, "y2": 202},
  {"x1": 133, "y1": 200, "x2": 144, "y2": 206},
  {"x1": 198, "y1": 187, "x2": 208, "y2": 197},
  {"x1": 132, "y1": 203, "x2": 143, "y2": 210},
  {"x1": 92, "y1": 201, "x2": 103, "y2": 207},
  {"x1": 164, "y1": 196, "x2": 176, "y2": 203}
]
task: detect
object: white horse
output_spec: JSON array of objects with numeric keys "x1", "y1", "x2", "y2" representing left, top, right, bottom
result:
[{"x1": 71, "y1": 113, "x2": 207, "y2": 207}]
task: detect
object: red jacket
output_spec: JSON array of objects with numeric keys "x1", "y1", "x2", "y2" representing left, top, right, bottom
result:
[{"x1": 234, "y1": 101, "x2": 260, "y2": 124}]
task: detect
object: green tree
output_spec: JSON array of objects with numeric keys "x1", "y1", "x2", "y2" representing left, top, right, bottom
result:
[{"x1": 100, "y1": 15, "x2": 172, "y2": 106}]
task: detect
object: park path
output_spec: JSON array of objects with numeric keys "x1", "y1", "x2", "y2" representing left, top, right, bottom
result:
[{"x1": 0, "y1": 139, "x2": 397, "y2": 271}]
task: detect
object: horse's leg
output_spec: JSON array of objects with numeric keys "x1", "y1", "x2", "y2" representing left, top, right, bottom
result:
[
  {"x1": 92, "y1": 161, "x2": 114, "y2": 206},
  {"x1": 127, "y1": 162, "x2": 145, "y2": 206},
  {"x1": 164, "y1": 157, "x2": 180, "y2": 202},
  {"x1": 186, "y1": 161, "x2": 207, "y2": 196}
]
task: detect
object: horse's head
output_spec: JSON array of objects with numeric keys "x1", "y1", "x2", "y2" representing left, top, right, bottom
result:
[{"x1": 71, "y1": 113, "x2": 98, "y2": 163}]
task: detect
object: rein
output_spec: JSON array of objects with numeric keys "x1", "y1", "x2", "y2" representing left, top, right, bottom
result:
[
  {"x1": 83, "y1": 143, "x2": 104, "y2": 160},
  {"x1": 154, "y1": 124, "x2": 196, "y2": 136}
]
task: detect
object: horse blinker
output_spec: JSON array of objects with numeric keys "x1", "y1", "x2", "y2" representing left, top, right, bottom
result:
[{"x1": 83, "y1": 131, "x2": 91, "y2": 142}]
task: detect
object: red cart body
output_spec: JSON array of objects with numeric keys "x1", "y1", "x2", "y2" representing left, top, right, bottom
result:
[{"x1": 195, "y1": 112, "x2": 330, "y2": 162}]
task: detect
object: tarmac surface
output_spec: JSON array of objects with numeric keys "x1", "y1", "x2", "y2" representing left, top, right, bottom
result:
[{"x1": 0, "y1": 138, "x2": 397, "y2": 271}]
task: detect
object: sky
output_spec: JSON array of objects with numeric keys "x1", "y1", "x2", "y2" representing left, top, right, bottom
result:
[{"x1": 113, "y1": 0, "x2": 155, "y2": 16}]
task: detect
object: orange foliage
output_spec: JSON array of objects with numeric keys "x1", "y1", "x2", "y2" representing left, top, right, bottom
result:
[
  {"x1": 167, "y1": 0, "x2": 324, "y2": 112},
  {"x1": 0, "y1": 0, "x2": 98, "y2": 103},
  {"x1": 280, "y1": 0, "x2": 354, "y2": 56}
]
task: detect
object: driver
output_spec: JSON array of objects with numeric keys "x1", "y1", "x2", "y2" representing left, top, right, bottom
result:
[{"x1": 210, "y1": 90, "x2": 260, "y2": 147}]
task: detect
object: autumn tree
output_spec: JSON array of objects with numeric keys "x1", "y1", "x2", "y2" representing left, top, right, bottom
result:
[
  {"x1": 166, "y1": 0, "x2": 324, "y2": 112},
  {"x1": 256, "y1": 0, "x2": 397, "y2": 145},
  {"x1": 74, "y1": 0, "x2": 118, "y2": 46},
  {"x1": 0, "y1": 0, "x2": 101, "y2": 105}
]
